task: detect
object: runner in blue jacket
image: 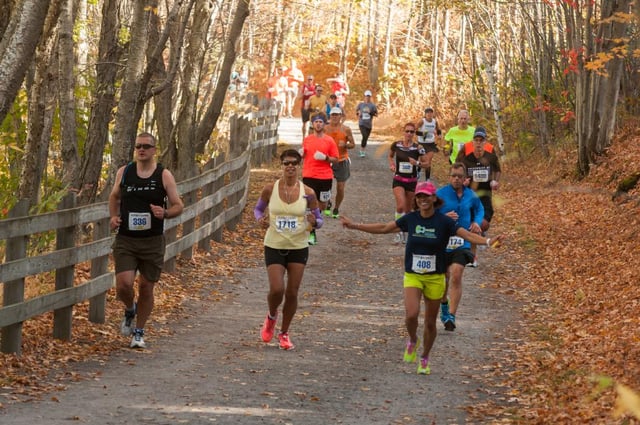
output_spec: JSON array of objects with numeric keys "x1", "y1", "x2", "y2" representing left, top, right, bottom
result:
[{"x1": 436, "y1": 162, "x2": 484, "y2": 331}]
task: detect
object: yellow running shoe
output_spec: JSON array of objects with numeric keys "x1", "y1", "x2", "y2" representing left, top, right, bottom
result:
[
  {"x1": 417, "y1": 357, "x2": 431, "y2": 375},
  {"x1": 403, "y1": 338, "x2": 419, "y2": 363}
]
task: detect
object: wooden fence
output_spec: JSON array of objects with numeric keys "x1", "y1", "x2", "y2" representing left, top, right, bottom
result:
[{"x1": 0, "y1": 106, "x2": 279, "y2": 355}]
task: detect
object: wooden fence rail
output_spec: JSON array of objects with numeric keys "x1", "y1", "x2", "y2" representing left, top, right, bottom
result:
[{"x1": 0, "y1": 106, "x2": 279, "y2": 355}]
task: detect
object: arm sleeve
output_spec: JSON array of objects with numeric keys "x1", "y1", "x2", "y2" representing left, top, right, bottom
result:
[
  {"x1": 254, "y1": 198, "x2": 268, "y2": 220},
  {"x1": 312, "y1": 208, "x2": 324, "y2": 229}
]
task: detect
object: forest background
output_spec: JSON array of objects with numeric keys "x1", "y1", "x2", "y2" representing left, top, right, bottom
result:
[{"x1": 1, "y1": 0, "x2": 640, "y2": 423}]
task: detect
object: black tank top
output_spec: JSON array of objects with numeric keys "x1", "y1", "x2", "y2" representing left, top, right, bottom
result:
[{"x1": 118, "y1": 162, "x2": 166, "y2": 237}]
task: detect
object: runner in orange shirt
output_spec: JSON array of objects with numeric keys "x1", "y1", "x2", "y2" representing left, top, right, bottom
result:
[
  {"x1": 299, "y1": 114, "x2": 339, "y2": 245},
  {"x1": 324, "y1": 107, "x2": 355, "y2": 218}
]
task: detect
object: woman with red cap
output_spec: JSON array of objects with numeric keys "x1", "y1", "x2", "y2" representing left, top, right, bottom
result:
[{"x1": 340, "y1": 181, "x2": 503, "y2": 375}]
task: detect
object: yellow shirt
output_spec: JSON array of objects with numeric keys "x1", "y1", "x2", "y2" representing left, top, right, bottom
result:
[
  {"x1": 308, "y1": 95, "x2": 327, "y2": 114},
  {"x1": 264, "y1": 180, "x2": 309, "y2": 249},
  {"x1": 444, "y1": 126, "x2": 475, "y2": 163}
]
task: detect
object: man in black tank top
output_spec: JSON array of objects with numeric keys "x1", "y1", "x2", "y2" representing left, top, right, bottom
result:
[{"x1": 108, "y1": 132, "x2": 184, "y2": 349}]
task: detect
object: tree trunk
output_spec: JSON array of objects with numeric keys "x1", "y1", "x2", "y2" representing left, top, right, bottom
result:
[
  {"x1": 367, "y1": 0, "x2": 380, "y2": 89},
  {"x1": 150, "y1": 1, "x2": 175, "y2": 170},
  {"x1": 340, "y1": 0, "x2": 354, "y2": 75},
  {"x1": 268, "y1": 0, "x2": 282, "y2": 74},
  {"x1": 75, "y1": 0, "x2": 89, "y2": 111},
  {"x1": 195, "y1": 0, "x2": 251, "y2": 155},
  {"x1": 173, "y1": 0, "x2": 214, "y2": 181},
  {"x1": 381, "y1": 0, "x2": 392, "y2": 106},
  {"x1": 431, "y1": 7, "x2": 441, "y2": 96},
  {"x1": 58, "y1": 0, "x2": 80, "y2": 190},
  {"x1": 77, "y1": 0, "x2": 121, "y2": 204},
  {"x1": 107, "y1": 0, "x2": 153, "y2": 192},
  {"x1": 151, "y1": 0, "x2": 196, "y2": 172},
  {"x1": 478, "y1": 45, "x2": 505, "y2": 155},
  {"x1": 0, "y1": 0, "x2": 53, "y2": 124},
  {"x1": 574, "y1": 0, "x2": 630, "y2": 176},
  {"x1": 592, "y1": 0, "x2": 629, "y2": 154},
  {"x1": 18, "y1": 6, "x2": 61, "y2": 205}
]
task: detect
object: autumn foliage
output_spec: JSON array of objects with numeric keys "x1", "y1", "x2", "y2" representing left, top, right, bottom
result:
[{"x1": 470, "y1": 122, "x2": 640, "y2": 423}]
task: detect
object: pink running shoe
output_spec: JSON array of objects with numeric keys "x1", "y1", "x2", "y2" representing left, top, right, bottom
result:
[
  {"x1": 278, "y1": 332, "x2": 295, "y2": 350},
  {"x1": 261, "y1": 313, "x2": 277, "y2": 342}
]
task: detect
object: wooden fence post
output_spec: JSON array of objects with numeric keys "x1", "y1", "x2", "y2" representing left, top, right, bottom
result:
[
  {"x1": 53, "y1": 192, "x2": 77, "y2": 340},
  {"x1": 180, "y1": 191, "x2": 195, "y2": 260},
  {"x1": 212, "y1": 152, "x2": 226, "y2": 243},
  {"x1": 268, "y1": 107, "x2": 279, "y2": 159},
  {"x1": 89, "y1": 217, "x2": 110, "y2": 323},
  {"x1": 227, "y1": 114, "x2": 250, "y2": 230},
  {"x1": 1, "y1": 199, "x2": 30, "y2": 354},
  {"x1": 198, "y1": 154, "x2": 222, "y2": 251},
  {"x1": 164, "y1": 208, "x2": 178, "y2": 272}
]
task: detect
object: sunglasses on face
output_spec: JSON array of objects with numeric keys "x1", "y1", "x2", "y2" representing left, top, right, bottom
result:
[
  {"x1": 135, "y1": 143, "x2": 156, "y2": 150},
  {"x1": 405, "y1": 130, "x2": 416, "y2": 134},
  {"x1": 282, "y1": 160, "x2": 299, "y2": 166}
]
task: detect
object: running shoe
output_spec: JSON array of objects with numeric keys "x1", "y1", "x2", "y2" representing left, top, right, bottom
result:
[
  {"x1": 403, "y1": 338, "x2": 419, "y2": 363},
  {"x1": 393, "y1": 233, "x2": 404, "y2": 244},
  {"x1": 120, "y1": 304, "x2": 136, "y2": 336},
  {"x1": 359, "y1": 151, "x2": 366, "y2": 158},
  {"x1": 466, "y1": 256, "x2": 478, "y2": 268},
  {"x1": 261, "y1": 313, "x2": 277, "y2": 342},
  {"x1": 278, "y1": 332, "x2": 294, "y2": 350},
  {"x1": 308, "y1": 231, "x2": 317, "y2": 245},
  {"x1": 130, "y1": 328, "x2": 146, "y2": 349},
  {"x1": 323, "y1": 201, "x2": 332, "y2": 217},
  {"x1": 440, "y1": 301, "x2": 450, "y2": 324},
  {"x1": 331, "y1": 208, "x2": 339, "y2": 219},
  {"x1": 417, "y1": 357, "x2": 431, "y2": 375},
  {"x1": 444, "y1": 314, "x2": 456, "y2": 331}
]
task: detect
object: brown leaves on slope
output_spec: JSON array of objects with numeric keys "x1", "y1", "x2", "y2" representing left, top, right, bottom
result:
[{"x1": 480, "y1": 134, "x2": 640, "y2": 424}]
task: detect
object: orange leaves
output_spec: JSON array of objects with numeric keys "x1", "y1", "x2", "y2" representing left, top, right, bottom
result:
[
  {"x1": 491, "y1": 135, "x2": 640, "y2": 422},
  {"x1": 561, "y1": 47, "x2": 583, "y2": 75}
]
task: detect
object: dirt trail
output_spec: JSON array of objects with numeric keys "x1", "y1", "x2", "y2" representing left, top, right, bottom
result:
[{"x1": 1, "y1": 118, "x2": 520, "y2": 424}]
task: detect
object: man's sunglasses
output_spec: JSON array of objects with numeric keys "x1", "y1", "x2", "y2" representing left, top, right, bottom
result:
[{"x1": 135, "y1": 143, "x2": 156, "y2": 150}]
